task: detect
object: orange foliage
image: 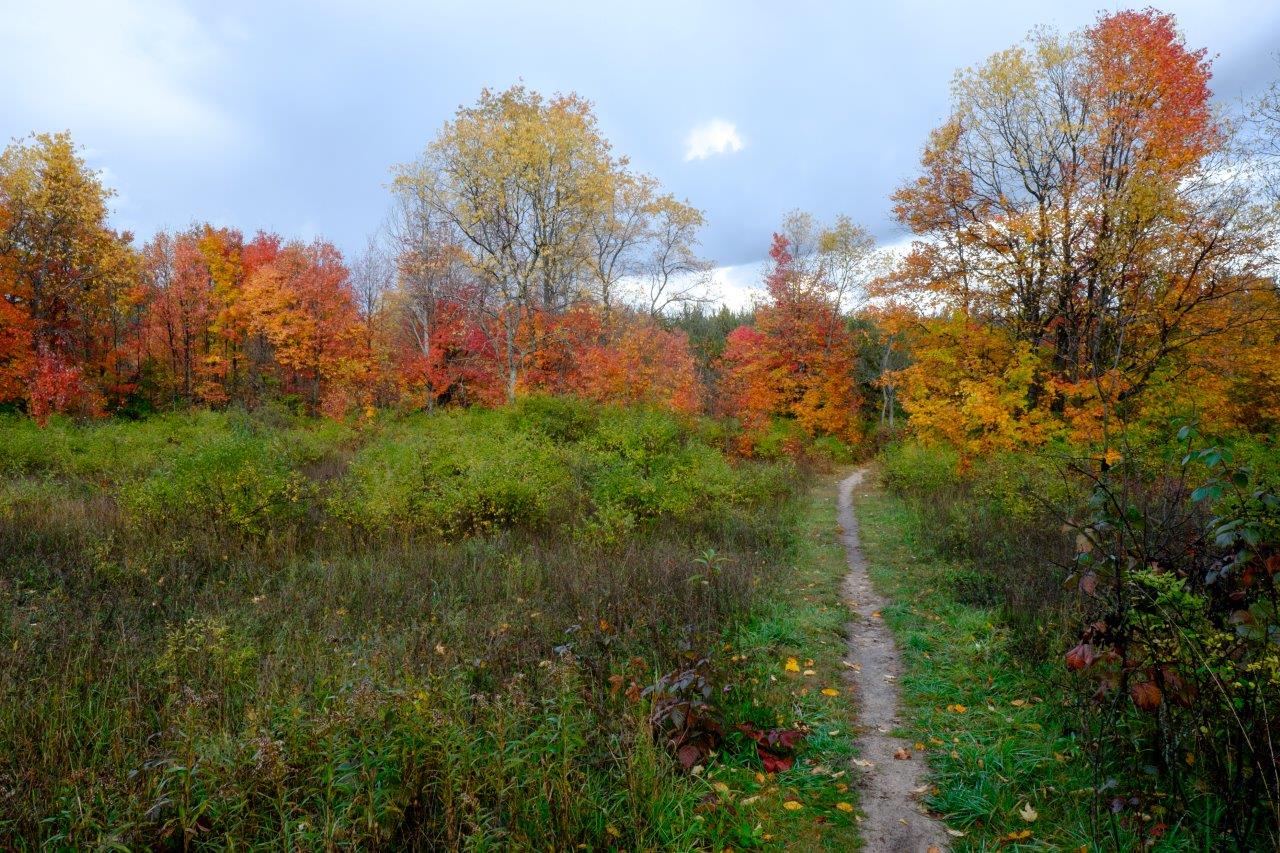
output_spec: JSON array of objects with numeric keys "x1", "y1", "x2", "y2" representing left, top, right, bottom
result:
[
  {"x1": 241, "y1": 240, "x2": 364, "y2": 414},
  {"x1": 577, "y1": 317, "x2": 702, "y2": 414},
  {"x1": 719, "y1": 234, "x2": 860, "y2": 444}
]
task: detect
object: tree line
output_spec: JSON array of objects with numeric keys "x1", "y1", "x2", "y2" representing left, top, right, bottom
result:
[{"x1": 2, "y1": 8, "x2": 1278, "y2": 453}]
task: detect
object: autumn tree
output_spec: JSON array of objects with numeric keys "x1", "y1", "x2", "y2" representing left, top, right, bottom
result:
[
  {"x1": 886, "y1": 10, "x2": 1279, "y2": 449},
  {"x1": 0, "y1": 132, "x2": 139, "y2": 417},
  {"x1": 241, "y1": 239, "x2": 364, "y2": 414},
  {"x1": 720, "y1": 225, "x2": 873, "y2": 446},
  {"x1": 391, "y1": 85, "x2": 710, "y2": 403}
]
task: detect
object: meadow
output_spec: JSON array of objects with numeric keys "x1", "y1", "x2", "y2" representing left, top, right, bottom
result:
[{"x1": 0, "y1": 399, "x2": 866, "y2": 849}]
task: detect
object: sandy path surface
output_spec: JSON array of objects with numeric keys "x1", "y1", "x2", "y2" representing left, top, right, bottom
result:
[{"x1": 838, "y1": 469, "x2": 949, "y2": 853}]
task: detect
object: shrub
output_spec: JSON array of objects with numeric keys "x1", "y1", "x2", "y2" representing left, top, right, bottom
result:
[
  {"x1": 125, "y1": 433, "x2": 313, "y2": 537},
  {"x1": 332, "y1": 410, "x2": 571, "y2": 535}
]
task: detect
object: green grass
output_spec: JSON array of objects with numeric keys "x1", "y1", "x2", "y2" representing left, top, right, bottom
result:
[
  {"x1": 0, "y1": 401, "x2": 862, "y2": 849},
  {"x1": 854, "y1": 474, "x2": 1214, "y2": 852}
]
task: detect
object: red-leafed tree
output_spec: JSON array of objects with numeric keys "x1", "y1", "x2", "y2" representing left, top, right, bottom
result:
[{"x1": 719, "y1": 234, "x2": 861, "y2": 445}]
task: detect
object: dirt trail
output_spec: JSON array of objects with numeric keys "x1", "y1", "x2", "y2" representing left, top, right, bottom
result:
[{"x1": 838, "y1": 469, "x2": 949, "y2": 853}]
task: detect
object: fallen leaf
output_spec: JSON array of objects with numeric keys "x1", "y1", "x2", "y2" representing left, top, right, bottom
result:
[
  {"x1": 1011, "y1": 699, "x2": 1026, "y2": 707},
  {"x1": 947, "y1": 703, "x2": 967, "y2": 714},
  {"x1": 783, "y1": 800, "x2": 803, "y2": 811},
  {"x1": 821, "y1": 688, "x2": 840, "y2": 697},
  {"x1": 785, "y1": 657, "x2": 800, "y2": 673},
  {"x1": 914, "y1": 742, "x2": 925, "y2": 751},
  {"x1": 836, "y1": 802, "x2": 854, "y2": 812},
  {"x1": 803, "y1": 669, "x2": 817, "y2": 676},
  {"x1": 893, "y1": 748, "x2": 911, "y2": 760},
  {"x1": 1005, "y1": 829, "x2": 1033, "y2": 840},
  {"x1": 946, "y1": 827, "x2": 966, "y2": 837},
  {"x1": 1019, "y1": 802, "x2": 1038, "y2": 822}
]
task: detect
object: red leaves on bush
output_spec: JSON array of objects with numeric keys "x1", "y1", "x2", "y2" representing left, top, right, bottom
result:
[
  {"x1": 1065, "y1": 642, "x2": 1096, "y2": 671},
  {"x1": 1130, "y1": 680, "x2": 1163, "y2": 712},
  {"x1": 736, "y1": 723, "x2": 807, "y2": 773}
]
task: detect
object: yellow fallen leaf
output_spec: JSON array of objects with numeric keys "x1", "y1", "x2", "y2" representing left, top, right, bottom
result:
[
  {"x1": 914, "y1": 742, "x2": 925, "y2": 751},
  {"x1": 783, "y1": 800, "x2": 803, "y2": 811},
  {"x1": 1019, "y1": 802, "x2": 1038, "y2": 822},
  {"x1": 785, "y1": 657, "x2": 800, "y2": 673},
  {"x1": 1005, "y1": 829, "x2": 1032, "y2": 840},
  {"x1": 947, "y1": 703, "x2": 968, "y2": 714},
  {"x1": 1011, "y1": 699, "x2": 1026, "y2": 707},
  {"x1": 836, "y1": 802, "x2": 854, "y2": 812},
  {"x1": 822, "y1": 688, "x2": 840, "y2": 696},
  {"x1": 803, "y1": 669, "x2": 817, "y2": 676}
]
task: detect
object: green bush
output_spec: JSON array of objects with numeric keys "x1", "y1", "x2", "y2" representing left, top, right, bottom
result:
[
  {"x1": 332, "y1": 409, "x2": 572, "y2": 535},
  {"x1": 125, "y1": 433, "x2": 313, "y2": 536}
]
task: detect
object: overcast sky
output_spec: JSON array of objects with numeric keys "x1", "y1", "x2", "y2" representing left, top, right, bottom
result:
[{"x1": 3, "y1": 1, "x2": 1279, "y2": 304}]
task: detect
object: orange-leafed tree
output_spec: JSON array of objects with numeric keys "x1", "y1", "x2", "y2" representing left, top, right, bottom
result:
[
  {"x1": 577, "y1": 314, "x2": 702, "y2": 414},
  {"x1": 719, "y1": 233, "x2": 861, "y2": 445},
  {"x1": 241, "y1": 239, "x2": 364, "y2": 415},
  {"x1": 0, "y1": 132, "x2": 138, "y2": 418},
  {"x1": 885, "y1": 9, "x2": 1278, "y2": 449},
  {"x1": 142, "y1": 228, "x2": 219, "y2": 405}
]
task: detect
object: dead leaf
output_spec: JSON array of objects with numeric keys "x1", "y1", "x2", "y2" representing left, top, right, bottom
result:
[
  {"x1": 783, "y1": 800, "x2": 803, "y2": 811},
  {"x1": 836, "y1": 801, "x2": 854, "y2": 812},
  {"x1": 1019, "y1": 802, "x2": 1038, "y2": 822},
  {"x1": 893, "y1": 748, "x2": 911, "y2": 760},
  {"x1": 785, "y1": 657, "x2": 800, "y2": 673},
  {"x1": 821, "y1": 687, "x2": 840, "y2": 697}
]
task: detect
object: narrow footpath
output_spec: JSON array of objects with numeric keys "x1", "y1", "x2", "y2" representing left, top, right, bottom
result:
[{"x1": 838, "y1": 469, "x2": 949, "y2": 853}]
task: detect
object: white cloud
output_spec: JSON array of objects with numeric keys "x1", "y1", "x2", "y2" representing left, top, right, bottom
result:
[
  {"x1": 710, "y1": 260, "x2": 767, "y2": 310},
  {"x1": 1, "y1": 1, "x2": 242, "y2": 152},
  {"x1": 683, "y1": 118, "x2": 744, "y2": 162}
]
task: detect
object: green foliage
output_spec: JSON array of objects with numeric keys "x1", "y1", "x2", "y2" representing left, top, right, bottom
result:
[
  {"x1": 875, "y1": 429, "x2": 1280, "y2": 849},
  {"x1": 332, "y1": 409, "x2": 571, "y2": 535},
  {"x1": 125, "y1": 432, "x2": 314, "y2": 536}
]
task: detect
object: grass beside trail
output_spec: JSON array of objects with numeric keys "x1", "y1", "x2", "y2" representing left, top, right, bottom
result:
[
  {"x1": 853, "y1": 473, "x2": 1211, "y2": 852},
  {"x1": 715, "y1": 473, "x2": 865, "y2": 850}
]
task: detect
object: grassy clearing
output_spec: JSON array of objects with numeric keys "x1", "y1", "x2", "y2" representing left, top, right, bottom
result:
[
  {"x1": 854, "y1": 473, "x2": 1217, "y2": 852},
  {"x1": 0, "y1": 401, "x2": 862, "y2": 849}
]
